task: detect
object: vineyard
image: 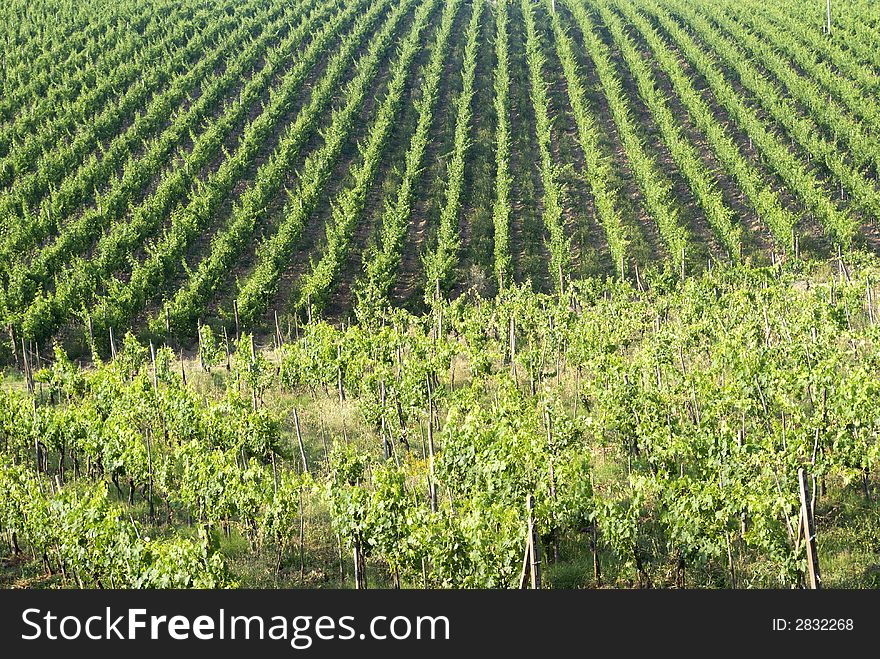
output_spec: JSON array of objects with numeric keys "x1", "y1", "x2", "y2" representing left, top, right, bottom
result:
[{"x1": 2, "y1": 0, "x2": 880, "y2": 588}]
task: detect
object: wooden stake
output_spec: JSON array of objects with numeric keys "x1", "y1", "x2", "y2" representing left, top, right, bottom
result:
[
  {"x1": 150, "y1": 341, "x2": 158, "y2": 390},
  {"x1": 509, "y1": 315, "x2": 516, "y2": 377},
  {"x1": 146, "y1": 427, "x2": 155, "y2": 523},
  {"x1": 426, "y1": 375, "x2": 437, "y2": 513},
  {"x1": 798, "y1": 468, "x2": 822, "y2": 589},
  {"x1": 223, "y1": 326, "x2": 231, "y2": 371},
  {"x1": 545, "y1": 411, "x2": 558, "y2": 563},
  {"x1": 233, "y1": 300, "x2": 240, "y2": 342},
  {"x1": 337, "y1": 343, "x2": 345, "y2": 403},
  {"x1": 22, "y1": 337, "x2": 34, "y2": 394},
  {"x1": 274, "y1": 310, "x2": 284, "y2": 348},
  {"x1": 293, "y1": 409, "x2": 309, "y2": 475},
  {"x1": 298, "y1": 488, "x2": 305, "y2": 584},
  {"x1": 250, "y1": 334, "x2": 258, "y2": 410},
  {"x1": 518, "y1": 494, "x2": 542, "y2": 588},
  {"x1": 197, "y1": 321, "x2": 205, "y2": 372},
  {"x1": 109, "y1": 327, "x2": 117, "y2": 360},
  {"x1": 591, "y1": 521, "x2": 601, "y2": 585}
]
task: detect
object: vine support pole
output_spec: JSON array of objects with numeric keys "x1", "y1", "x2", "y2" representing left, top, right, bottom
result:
[
  {"x1": 150, "y1": 341, "x2": 158, "y2": 390},
  {"x1": 509, "y1": 315, "x2": 517, "y2": 384},
  {"x1": 250, "y1": 334, "x2": 258, "y2": 410},
  {"x1": 146, "y1": 427, "x2": 155, "y2": 524},
  {"x1": 223, "y1": 327, "x2": 231, "y2": 371},
  {"x1": 233, "y1": 300, "x2": 240, "y2": 343},
  {"x1": 519, "y1": 494, "x2": 541, "y2": 588},
  {"x1": 274, "y1": 310, "x2": 284, "y2": 349},
  {"x1": 197, "y1": 321, "x2": 205, "y2": 372},
  {"x1": 293, "y1": 409, "x2": 309, "y2": 475},
  {"x1": 337, "y1": 343, "x2": 345, "y2": 403},
  {"x1": 545, "y1": 411, "x2": 559, "y2": 563},
  {"x1": 353, "y1": 538, "x2": 366, "y2": 589},
  {"x1": 299, "y1": 487, "x2": 305, "y2": 584},
  {"x1": 680, "y1": 247, "x2": 686, "y2": 281},
  {"x1": 22, "y1": 338, "x2": 34, "y2": 394},
  {"x1": 798, "y1": 468, "x2": 822, "y2": 589},
  {"x1": 426, "y1": 375, "x2": 437, "y2": 513}
]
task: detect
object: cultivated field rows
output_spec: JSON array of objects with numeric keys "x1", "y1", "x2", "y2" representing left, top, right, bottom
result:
[{"x1": 1, "y1": 0, "x2": 879, "y2": 346}]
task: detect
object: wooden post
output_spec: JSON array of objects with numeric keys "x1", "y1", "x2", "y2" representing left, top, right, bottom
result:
[
  {"x1": 353, "y1": 544, "x2": 361, "y2": 589},
  {"x1": 436, "y1": 282, "x2": 443, "y2": 340},
  {"x1": 337, "y1": 534, "x2": 345, "y2": 586},
  {"x1": 146, "y1": 427, "x2": 155, "y2": 523},
  {"x1": 149, "y1": 341, "x2": 158, "y2": 390},
  {"x1": 509, "y1": 315, "x2": 516, "y2": 375},
  {"x1": 223, "y1": 327, "x2": 231, "y2": 371},
  {"x1": 434, "y1": 278, "x2": 442, "y2": 339},
  {"x1": 426, "y1": 375, "x2": 437, "y2": 513},
  {"x1": 546, "y1": 411, "x2": 558, "y2": 563},
  {"x1": 109, "y1": 327, "x2": 117, "y2": 360},
  {"x1": 180, "y1": 349, "x2": 187, "y2": 386},
  {"x1": 165, "y1": 307, "x2": 170, "y2": 335},
  {"x1": 298, "y1": 488, "x2": 305, "y2": 584},
  {"x1": 337, "y1": 343, "x2": 345, "y2": 403},
  {"x1": 353, "y1": 541, "x2": 366, "y2": 590},
  {"x1": 518, "y1": 494, "x2": 541, "y2": 588},
  {"x1": 250, "y1": 334, "x2": 258, "y2": 410},
  {"x1": 233, "y1": 300, "x2": 240, "y2": 342},
  {"x1": 274, "y1": 310, "x2": 284, "y2": 348},
  {"x1": 380, "y1": 379, "x2": 391, "y2": 461},
  {"x1": 197, "y1": 321, "x2": 205, "y2": 372},
  {"x1": 22, "y1": 337, "x2": 34, "y2": 394},
  {"x1": 837, "y1": 245, "x2": 850, "y2": 282},
  {"x1": 591, "y1": 524, "x2": 601, "y2": 585},
  {"x1": 798, "y1": 468, "x2": 822, "y2": 589},
  {"x1": 867, "y1": 277, "x2": 875, "y2": 325},
  {"x1": 826, "y1": 0, "x2": 831, "y2": 35},
  {"x1": 293, "y1": 409, "x2": 309, "y2": 474},
  {"x1": 528, "y1": 494, "x2": 541, "y2": 589}
]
